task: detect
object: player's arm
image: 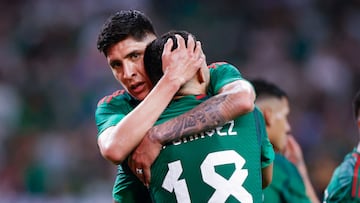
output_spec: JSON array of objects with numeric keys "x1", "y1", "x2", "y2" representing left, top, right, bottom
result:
[
  {"x1": 156, "y1": 79, "x2": 255, "y2": 143},
  {"x1": 256, "y1": 107, "x2": 275, "y2": 188},
  {"x1": 98, "y1": 35, "x2": 204, "y2": 164},
  {"x1": 262, "y1": 164, "x2": 273, "y2": 188},
  {"x1": 323, "y1": 172, "x2": 352, "y2": 203},
  {"x1": 129, "y1": 79, "x2": 256, "y2": 185},
  {"x1": 284, "y1": 136, "x2": 320, "y2": 203}
]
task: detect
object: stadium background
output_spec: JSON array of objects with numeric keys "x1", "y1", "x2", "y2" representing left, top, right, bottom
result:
[{"x1": 0, "y1": 0, "x2": 359, "y2": 202}]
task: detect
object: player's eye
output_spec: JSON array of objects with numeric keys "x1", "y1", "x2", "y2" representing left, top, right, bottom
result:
[
  {"x1": 130, "y1": 52, "x2": 141, "y2": 60},
  {"x1": 110, "y1": 61, "x2": 122, "y2": 69}
]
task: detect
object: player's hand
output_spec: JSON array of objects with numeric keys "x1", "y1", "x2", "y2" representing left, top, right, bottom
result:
[
  {"x1": 283, "y1": 135, "x2": 305, "y2": 166},
  {"x1": 128, "y1": 130, "x2": 162, "y2": 187},
  {"x1": 162, "y1": 34, "x2": 205, "y2": 87}
]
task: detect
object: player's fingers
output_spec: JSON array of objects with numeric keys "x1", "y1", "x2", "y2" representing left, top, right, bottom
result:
[
  {"x1": 187, "y1": 34, "x2": 196, "y2": 51},
  {"x1": 191, "y1": 41, "x2": 205, "y2": 68},
  {"x1": 132, "y1": 165, "x2": 145, "y2": 183},
  {"x1": 163, "y1": 38, "x2": 174, "y2": 57},
  {"x1": 194, "y1": 41, "x2": 205, "y2": 60},
  {"x1": 287, "y1": 136, "x2": 296, "y2": 149},
  {"x1": 139, "y1": 169, "x2": 147, "y2": 186},
  {"x1": 143, "y1": 167, "x2": 151, "y2": 188},
  {"x1": 127, "y1": 155, "x2": 135, "y2": 173},
  {"x1": 175, "y1": 34, "x2": 185, "y2": 50}
]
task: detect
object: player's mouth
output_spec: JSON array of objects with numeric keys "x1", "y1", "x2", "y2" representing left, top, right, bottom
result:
[{"x1": 130, "y1": 82, "x2": 146, "y2": 94}]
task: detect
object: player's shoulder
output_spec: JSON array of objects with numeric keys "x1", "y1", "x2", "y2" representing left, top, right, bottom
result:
[
  {"x1": 336, "y1": 151, "x2": 360, "y2": 176},
  {"x1": 274, "y1": 153, "x2": 297, "y2": 171},
  {"x1": 97, "y1": 89, "x2": 130, "y2": 107},
  {"x1": 208, "y1": 61, "x2": 237, "y2": 69},
  {"x1": 207, "y1": 62, "x2": 241, "y2": 76}
]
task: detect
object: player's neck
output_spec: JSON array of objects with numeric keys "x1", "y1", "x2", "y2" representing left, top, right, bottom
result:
[{"x1": 175, "y1": 83, "x2": 206, "y2": 98}]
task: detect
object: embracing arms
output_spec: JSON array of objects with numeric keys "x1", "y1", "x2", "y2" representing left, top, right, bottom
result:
[
  {"x1": 97, "y1": 35, "x2": 204, "y2": 164},
  {"x1": 128, "y1": 79, "x2": 256, "y2": 184},
  {"x1": 149, "y1": 79, "x2": 255, "y2": 144}
]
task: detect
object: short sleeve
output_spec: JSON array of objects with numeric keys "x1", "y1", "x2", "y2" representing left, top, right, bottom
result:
[
  {"x1": 253, "y1": 106, "x2": 275, "y2": 168},
  {"x1": 207, "y1": 62, "x2": 244, "y2": 95},
  {"x1": 95, "y1": 91, "x2": 135, "y2": 137},
  {"x1": 323, "y1": 153, "x2": 356, "y2": 202}
]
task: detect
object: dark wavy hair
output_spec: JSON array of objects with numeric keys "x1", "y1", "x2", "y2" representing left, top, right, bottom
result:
[{"x1": 97, "y1": 10, "x2": 156, "y2": 56}]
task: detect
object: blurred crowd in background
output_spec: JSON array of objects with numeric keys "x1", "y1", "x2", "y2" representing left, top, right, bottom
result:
[{"x1": 0, "y1": 0, "x2": 359, "y2": 202}]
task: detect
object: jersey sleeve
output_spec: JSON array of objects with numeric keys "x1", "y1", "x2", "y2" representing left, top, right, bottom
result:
[
  {"x1": 207, "y1": 62, "x2": 244, "y2": 95},
  {"x1": 324, "y1": 169, "x2": 352, "y2": 202},
  {"x1": 254, "y1": 106, "x2": 275, "y2": 169},
  {"x1": 95, "y1": 91, "x2": 134, "y2": 138},
  {"x1": 323, "y1": 153, "x2": 356, "y2": 202}
]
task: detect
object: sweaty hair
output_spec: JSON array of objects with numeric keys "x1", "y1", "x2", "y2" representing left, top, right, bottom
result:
[
  {"x1": 353, "y1": 89, "x2": 360, "y2": 118},
  {"x1": 250, "y1": 79, "x2": 288, "y2": 101},
  {"x1": 96, "y1": 10, "x2": 156, "y2": 56},
  {"x1": 144, "y1": 30, "x2": 196, "y2": 86}
]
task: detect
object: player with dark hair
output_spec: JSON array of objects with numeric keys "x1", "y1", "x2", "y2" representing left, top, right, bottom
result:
[
  {"x1": 95, "y1": 10, "x2": 257, "y2": 202},
  {"x1": 323, "y1": 89, "x2": 360, "y2": 202},
  {"x1": 251, "y1": 79, "x2": 320, "y2": 203},
  {"x1": 130, "y1": 30, "x2": 274, "y2": 202}
]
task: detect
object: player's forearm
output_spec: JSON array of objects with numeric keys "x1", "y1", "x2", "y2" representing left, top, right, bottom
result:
[
  {"x1": 297, "y1": 162, "x2": 320, "y2": 203},
  {"x1": 305, "y1": 182, "x2": 320, "y2": 203},
  {"x1": 218, "y1": 80, "x2": 255, "y2": 119},
  {"x1": 148, "y1": 94, "x2": 228, "y2": 144},
  {"x1": 147, "y1": 80, "x2": 255, "y2": 145},
  {"x1": 218, "y1": 79, "x2": 255, "y2": 115},
  {"x1": 98, "y1": 76, "x2": 181, "y2": 164},
  {"x1": 262, "y1": 164, "x2": 273, "y2": 188},
  {"x1": 149, "y1": 91, "x2": 253, "y2": 145}
]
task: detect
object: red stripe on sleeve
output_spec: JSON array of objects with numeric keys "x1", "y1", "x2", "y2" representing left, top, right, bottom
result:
[
  {"x1": 195, "y1": 94, "x2": 207, "y2": 100},
  {"x1": 352, "y1": 153, "x2": 360, "y2": 198},
  {"x1": 207, "y1": 62, "x2": 227, "y2": 69}
]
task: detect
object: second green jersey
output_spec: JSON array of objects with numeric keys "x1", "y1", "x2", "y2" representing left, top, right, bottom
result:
[
  {"x1": 323, "y1": 148, "x2": 360, "y2": 202},
  {"x1": 263, "y1": 153, "x2": 310, "y2": 203},
  {"x1": 149, "y1": 96, "x2": 274, "y2": 203}
]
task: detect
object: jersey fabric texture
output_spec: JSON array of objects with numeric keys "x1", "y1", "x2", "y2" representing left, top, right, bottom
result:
[
  {"x1": 262, "y1": 153, "x2": 311, "y2": 203},
  {"x1": 95, "y1": 62, "x2": 245, "y2": 203},
  {"x1": 149, "y1": 96, "x2": 274, "y2": 203},
  {"x1": 323, "y1": 148, "x2": 360, "y2": 202}
]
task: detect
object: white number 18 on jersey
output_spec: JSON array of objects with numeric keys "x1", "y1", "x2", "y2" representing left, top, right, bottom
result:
[{"x1": 162, "y1": 150, "x2": 253, "y2": 203}]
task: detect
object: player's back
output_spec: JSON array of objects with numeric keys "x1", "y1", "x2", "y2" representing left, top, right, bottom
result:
[{"x1": 149, "y1": 95, "x2": 263, "y2": 203}]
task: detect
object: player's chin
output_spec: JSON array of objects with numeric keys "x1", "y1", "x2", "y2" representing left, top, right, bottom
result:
[
  {"x1": 131, "y1": 91, "x2": 147, "y2": 101},
  {"x1": 280, "y1": 139, "x2": 288, "y2": 151}
]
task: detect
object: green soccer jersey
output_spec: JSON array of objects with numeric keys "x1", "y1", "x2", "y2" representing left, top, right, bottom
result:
[
  {"x1": 95, "y1": 62, "x2": 245, "y2": 203},
  {"x1": 323, "y1": 148, "x2": 360, "y2": 202},
  {"x1": 263, "y1": 153, "x2": 311, "y2": 203},
  {"x1": 149, "y1": 96, "x2": 274, "y2": 203}
]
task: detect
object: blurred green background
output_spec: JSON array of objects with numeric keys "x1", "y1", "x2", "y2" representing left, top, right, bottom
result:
[{"x1": 1, "y1": 0, "x2": 359, "y2": 202}]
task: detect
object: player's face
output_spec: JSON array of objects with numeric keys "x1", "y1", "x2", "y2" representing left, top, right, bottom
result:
[
  {"x1": 269, "y1": 98, "x2": 291, "y2": 152},
  {"x1": 106, "y1": 34, "x2": 156, "y2": 100}
]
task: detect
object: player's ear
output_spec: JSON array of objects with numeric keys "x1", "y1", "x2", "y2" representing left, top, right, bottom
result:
[
  {"x1": 197, "y1": 69, "x2": 205, "y2": 84},
  {"x1": 262, "y1": 108, "x2": 272, "y2": 127}
]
